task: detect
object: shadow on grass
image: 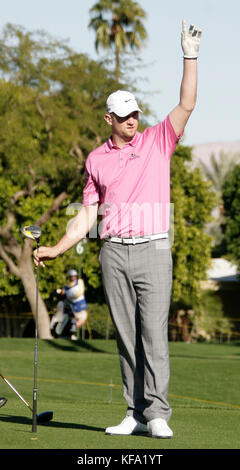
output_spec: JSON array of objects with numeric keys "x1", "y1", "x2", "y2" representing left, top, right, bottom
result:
[
  {"x1": 0, "y1": 414, "x2": 104, "y2": 432},
  {"x1": 45, "y1": 338, "x2": 107, "y2": 354}
]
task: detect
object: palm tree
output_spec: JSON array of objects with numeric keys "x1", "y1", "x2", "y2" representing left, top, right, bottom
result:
[
  {"x1": 89, "y1": 0, "x2": 147, "y2": 81},
  {"x1": 201, "y1": 151, "x2": 240, "y2": 193}
]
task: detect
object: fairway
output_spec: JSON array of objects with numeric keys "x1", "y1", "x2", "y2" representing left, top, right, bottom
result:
[{"x1": 0, "y1": 338, "x2": 240, "y2": 451}]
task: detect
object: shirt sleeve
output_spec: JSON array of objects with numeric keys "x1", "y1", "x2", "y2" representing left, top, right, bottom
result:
[
  {"x1": 82, "y1": 155, "x2": 100, "y2": 206},
  {"x1": 148, "y1": 115, "x2": 183, "y2": 160}
]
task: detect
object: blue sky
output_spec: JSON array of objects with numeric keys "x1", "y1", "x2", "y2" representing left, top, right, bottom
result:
[{"x1": 1, "y1": 0, "x2": 240, "y2": 146}]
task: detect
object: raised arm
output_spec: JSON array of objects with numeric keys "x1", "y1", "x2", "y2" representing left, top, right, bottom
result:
[
  {"x1": 169, "y1": 20, "x2": 202, "y2": 137},
  {"x1": 33, "y1": 203, "x2": 98, "y2": 267}
]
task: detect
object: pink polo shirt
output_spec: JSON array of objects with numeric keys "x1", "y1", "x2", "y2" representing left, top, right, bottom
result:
[{"x1": 82, "y1": 115, "x2": 182, "y2": 239}]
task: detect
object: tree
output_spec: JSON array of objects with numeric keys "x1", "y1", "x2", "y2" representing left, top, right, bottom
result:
[
  {"x1": 191, "y1": 290, "x2": 232, "y2": 342},
  {"x1": 170, "y1": 145, "x2": 216, "y2": 308},
  {"x1": 0, "y1": 24, "x2": 118, "y2": 337},
  {"x1": 199, "y1": 151, "x2": 240, "y2": 255},
  {"x1": 88, "y1": 0, "x2": 147, "y2": 81},
  {"x1": 167, "y1": 145, "x2": 217, "y2": 342},
  {"x1": 200, "y1": 151, "x2": 240, "y2": 194},
  {"x1": 222, "y1": 164, "x2": 240, "y2": 271}
]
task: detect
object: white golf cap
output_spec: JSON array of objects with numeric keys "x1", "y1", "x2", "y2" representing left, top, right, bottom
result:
[
  {"x1": 106, "y1": 90, "x2": 142, "y2": 117},
  {"x1": 68, "y1": 269, "x2": 78, "y2": 276}
]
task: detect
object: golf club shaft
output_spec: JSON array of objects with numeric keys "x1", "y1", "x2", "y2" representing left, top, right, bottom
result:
[
  {"x1": 20, "y1": 227, "x2": 43, "y2": 431},
  {"x1": 0, "y1": 373, "x2": 33, "y2": 412},
  {"x1": 32, "y1": 245, "x2": 40, "y2": 433}
]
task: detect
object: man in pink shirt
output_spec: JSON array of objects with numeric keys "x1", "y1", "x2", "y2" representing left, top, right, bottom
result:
[
  {"x1": 34, "y1": 21, "x2": 202, "y2": 439},
  {"x1": 83, "y1": 98, "x2": 177, "y2": 238}
]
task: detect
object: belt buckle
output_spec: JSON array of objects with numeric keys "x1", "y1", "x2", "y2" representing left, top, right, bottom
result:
[{"x1": 122, "y1": 237, "x2": 135, "y2": 245}]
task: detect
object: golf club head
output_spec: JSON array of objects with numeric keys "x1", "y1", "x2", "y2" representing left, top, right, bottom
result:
[
  {"x1": 0, "y1": 397, "x2": 7, "y2": 408},
  {"x1": 21, "y1": 225, "x2": 41, "y2": 241},
  {"x1": 37, "y1": 411, "x2": 53, "y2": 423}
]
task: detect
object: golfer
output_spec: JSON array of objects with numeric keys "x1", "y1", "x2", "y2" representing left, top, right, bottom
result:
[{"x1": 34, "y1": 20, "x2": 202, "y2": 438}]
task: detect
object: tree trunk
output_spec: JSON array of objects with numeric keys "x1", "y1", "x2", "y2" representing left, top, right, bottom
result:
[
  {"x1": 115, "y1": 49, "x2": 120, "y2": 82},
  {"x1": 19, "y1": 242, "x2": 52, "y2": 339},
  {"x1": 0, "y1": 193, "x2": 68, "y2": 339}
]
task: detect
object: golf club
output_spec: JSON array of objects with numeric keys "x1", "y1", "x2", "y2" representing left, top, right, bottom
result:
[
  {"x1": 0, "y1": 396, "x2": 8, "y2": 408},
  {"x1": 21, "y1": 225, "x2": 53, "y2": 431},
  {"x1": 0, "y1": 373, "x2": 52, "y2": 423}
]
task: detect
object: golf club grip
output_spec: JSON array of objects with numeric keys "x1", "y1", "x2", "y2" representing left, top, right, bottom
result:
[
  {"x1": 0, "y1": 373, "x2": 32, "y2": 411},
  {"x1": 32, "y1": 388, "x2": 37, "y2": 432}
]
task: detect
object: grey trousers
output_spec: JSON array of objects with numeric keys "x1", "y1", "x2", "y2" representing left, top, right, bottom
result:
[{"x1": 99, "y1": 238, "x2": 173, "y2": 424}]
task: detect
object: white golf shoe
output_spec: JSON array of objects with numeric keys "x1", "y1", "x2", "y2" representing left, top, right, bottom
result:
[
  {"x1": 105, "y1": 416, "x2": 148, "y2": 435},
  {"x1": 147, "y1": 418, "x2": 173, "y2": 438}
]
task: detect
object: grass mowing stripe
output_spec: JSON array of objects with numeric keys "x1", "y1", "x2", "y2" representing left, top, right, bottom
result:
[
  {"x1": 169, "y1": 393, "x2": 240, "y2": 410},
  {"x1": 6, "y1": 375, "x2": 122, "y2": 388},
  {"x1": 7, "y1": 375, "x2": 240, "y2": 410}
]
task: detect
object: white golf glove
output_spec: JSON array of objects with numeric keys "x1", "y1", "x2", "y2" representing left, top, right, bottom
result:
[{"x1": 181, "y1": 20, "x2": 202, "y2": 59}]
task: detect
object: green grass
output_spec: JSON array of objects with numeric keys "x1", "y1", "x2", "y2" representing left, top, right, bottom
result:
[{"x1": 0, "y1": 338, "x2": 240, "y2": 450}]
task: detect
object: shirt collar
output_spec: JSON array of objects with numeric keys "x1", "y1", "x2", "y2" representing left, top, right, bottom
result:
[{"x1": 105, "y1": 132, "x2": 140, "y2": 153}]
